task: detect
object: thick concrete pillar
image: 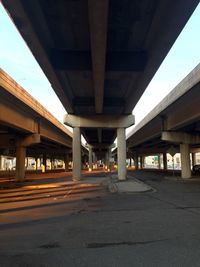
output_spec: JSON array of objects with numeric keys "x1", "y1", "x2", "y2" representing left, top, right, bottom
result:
[
  {"x1": 158, "y1": 154, "x2": 161, "y2": 169},
  {"x1": 73, "y1": 127, "x2": 81, "y2": 180},
  {"x1": 89, "y1": 146, "x2": 93, "y2": 170},
  {"x1": 134, "y1": 154, "x2": 138, "y2": 170},
  {"x1": 129, "y1": 157, "x2": 132, "y2": 167},
  {"x1": 140, "y1": 156, "x2": 145, "y2": 169},
  {"x1": 65, "y1": 153, "x2": 69, "y2": 172},
  {"x1": 117, "y1": 127, "x2": 126, "y2": 180},
  {"x1": 108, "y1": 147, "x2": 112, "y2": 171},
  {"x1": 191, "y1": 153, "x2": 196, "y2": 167},
  {"x1": 105, "y1": 151, "x2": 109, "y2": 169},
  {"x1": 163, "y1": 153, "x2": 167, "y2": 170},
  {"x1": 35, "y1": 157, "x2": 38, "y2": 170},
  {"x1": 15, "y1": 146, "x2": 26, "y2": 182},
  {"x1": 43, "y1": 154, "x2": 47, "y2": 172},
  {"x1": 180, "y1": 143, "x2": 191, "y2": 179},
  {"x1": 0, "y1": 155, "x2": 3, "y2": 170}
]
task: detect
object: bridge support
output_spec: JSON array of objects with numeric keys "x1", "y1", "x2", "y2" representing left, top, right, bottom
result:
[
  {"x1": 117, "y1": 128, "x2": 126, "y2": 180},
  {"x1": 133, "y1": 154, "x2": 138, "y2": 170},
  {"x1": 191, "y1": 153, "x2": 196, "y2": 167},
  {"x1": 64, "y1": 153, "x2": 69, "y2": 171},
  {"x1": 162, "y1": 132, "x2": 196, "y2": 178},
  {"x1": 163, "y1": 153, "x2": 167, "y2": 170},
  {"x1": 73, "y1": 127, "x2": 81, "y2": 180},
  {"x1": 15, "y1": 146, "x2": 26, "y2": 182},
  {"x1": 180, "y1": 143, "x2": 191, "y2": 179},
  {"x1": 15, "y1": 134, "x2": 41, "y2": 181},
  {"x1": 88, "y1": 146, "x2": 93, "y2": 170},
  {"x1": 64, "y1": 114, "x2": 135, "y2": 181}
]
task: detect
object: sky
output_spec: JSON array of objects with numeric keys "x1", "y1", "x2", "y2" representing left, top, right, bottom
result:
[{"x1": 0, "y1": 3, "x2": 200, "y2": 135}]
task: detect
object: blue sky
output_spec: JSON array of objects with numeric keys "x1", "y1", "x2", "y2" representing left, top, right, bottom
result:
[{"x1": 0, "y1": 3, "x2": 200, "y2": 130}]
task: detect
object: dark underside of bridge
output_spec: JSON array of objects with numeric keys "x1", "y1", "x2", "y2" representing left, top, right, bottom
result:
[{"x1": 2, "y1": 0, "x2": 199, "y2": 154}]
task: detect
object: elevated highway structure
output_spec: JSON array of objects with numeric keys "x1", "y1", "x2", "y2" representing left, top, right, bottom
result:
[
  {"x1": 127, "y1": 64, "x2": 200, "y2": 178},
  {"x1": 0, "y1": 68, "x2": 74, "y2": 181},
  {"x1": 2, "y1": 0, "x2": 199, "y2": 180}
]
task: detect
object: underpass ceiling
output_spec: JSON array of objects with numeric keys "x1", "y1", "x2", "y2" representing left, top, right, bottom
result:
[{"x1": 2, "y1": 0, "x2": 199, "y2": 148}]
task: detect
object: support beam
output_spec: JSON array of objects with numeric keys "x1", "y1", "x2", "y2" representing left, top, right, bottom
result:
[
  {"x1": 88, "y1": 0, "x2": 109, "y2": 113},
  {"x1": 180, "y1": 143, "x2": 191, "y2": 179},
  {"x1": 117, "y1": 128, "x2": 126, "y2": 180},
  {"x1": 162, "y1": 131, "x2": 200, "y2": 144},
  {"x1": 15, "y1": 146, "x2": 26, "y2": 182},
  {"x1": 17, "y1": 134, "x2": 40, "y2": 147},
  {"x1": 72, "y1": 127, "x2": 81, "y2": 180},
  {"x1": 64, "y1": 114, "x2": 135, "y2": 128}
]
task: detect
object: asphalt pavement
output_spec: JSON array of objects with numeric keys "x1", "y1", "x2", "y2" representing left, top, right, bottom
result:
[{"x1": 1, "y1": 170, "x2": 200, "y2": 266}]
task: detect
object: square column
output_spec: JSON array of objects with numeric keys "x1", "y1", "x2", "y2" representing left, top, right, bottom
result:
[
  {"x1": 163, "y1": 153, "x2": 167, "y2": 170},
  {"x1": 15, "y1": 146, "x2": 26, "y2": 182},
  {"x1": 191, "y1": 153, "x2": 196, "y2": 167},
  {"x1": 43, "y1": 154, "x2": 47, "y2": 172},
  {"x1": 180, "y1": 143, "x2": 191, "y2": 178},
  {"x1": 117, "y1": 127, "x2": 127, "y2": 180},
  {"x1": 73, "y1": 127, "x2": 81, "y2": 180},
  {"x1": 64, "y1": 153, "x2": 69, "y2": 172},
  {"x1": 0, "y1": 155, "x2": 4, "y2": 170},
  {"x1": 89, "y1": 146, "x2": 93, "y2": 170},
  {"x1": 134, "y1": 154, "x2": 138, "y2": 170}
]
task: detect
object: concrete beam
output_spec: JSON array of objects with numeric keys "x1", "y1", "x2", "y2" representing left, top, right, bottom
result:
[
  {"x1": 87, "y1": 143, "x2": 116, "y2": 149},
  {"x1": 17, "y1": 134, "x2": 41, "y2": 147},
  {"x1": 88, "y1": 0, "x2": 108, "y2": 113},
  {"x1": 64, "y1": 115, "x2": 135, "y2": 128},
  {"x1": 162, "y1": 131, "x2": 200, "y2": 144}
]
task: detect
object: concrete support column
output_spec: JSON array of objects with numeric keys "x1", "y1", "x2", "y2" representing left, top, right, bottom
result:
[
  {"x1": 180, "y1": 143, "x2": 191, "y2": 179},
  {"x1": 43, "y1": 154, "x2": 47, "y2": 172},
  {"x1": 117, "y1": 127, "x2": 126, "y2": 180},
  {"x1": 105, "y1": 151, "x2": 109, "y2": 169},
  {"x1": 73, "y1": 127, "x2": 81, "y2": 180},
  {"x1": 35, "y1": 157, "x2": 38, "y2": 170},
  {"x1": 108, "y1": 148, "x2": 112, "y2": 171},
  {"x1": 89, "y1": 146, "x2": 93, "y2": 170},
  {"x1": 192, "y1": 153, "x2": 196, "y2": 167},
  {"x1": 163, "y1": 153, "x2": 167, "y2": 170},
  {"x1": 15, "y1": 146, "x2": 26, "y2": 182},
  {"x1": 140, "y1": 156, "x2": 145, "y2": 169},
  {"x1": 25, "y1": 157, "x2": 28, "y2": 169},
  {"x1": 158, "y1": 154, "x2": 161, "y2": 169},
  {"x1": 50, "y1": 158, "x2": 54, "y2": 170},
  {"x1": 65, "y1": 153, "x2": 69, "y2": 172},
  {"x1": 134, "y1": 154, "x2": 138, "y2": 170},
  {"x1": 129, "y1": 157, "x2": 132, "y2": 167},
  {"x1": 0, "y1": 155, "x2": 3, "y2": 170}
]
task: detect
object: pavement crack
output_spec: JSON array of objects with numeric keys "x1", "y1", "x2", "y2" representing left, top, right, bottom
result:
[
  {"x1": 39, "y1": 242, "x2": 60, "y2": 249},
  {"x1": 87, "y1": 238, "x2": 169, "y2": 248}
]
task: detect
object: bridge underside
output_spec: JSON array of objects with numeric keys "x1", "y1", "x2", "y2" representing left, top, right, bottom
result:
[{"x1": 2, "y1": 0, "x2": 198, "y2": 150}]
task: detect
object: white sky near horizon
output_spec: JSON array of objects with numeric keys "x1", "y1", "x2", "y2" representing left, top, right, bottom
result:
[{"x1": 0, "y1": 3, "x2": 200, "y2": 137}]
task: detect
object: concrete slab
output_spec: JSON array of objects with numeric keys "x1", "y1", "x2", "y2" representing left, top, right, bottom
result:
[{"x1": 108, "y1": 174, "x2": 153, "y2": 193}]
